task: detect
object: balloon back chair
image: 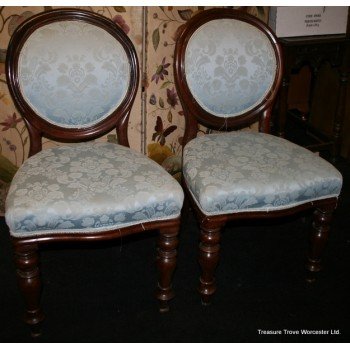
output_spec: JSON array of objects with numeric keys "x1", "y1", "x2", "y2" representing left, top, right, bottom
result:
[
  {"x1": 5, "y1": 9, "x2": 183, "y2": 336},
  {"x1": 174, "y1": 8, "x2": 343, "y2": 304}
]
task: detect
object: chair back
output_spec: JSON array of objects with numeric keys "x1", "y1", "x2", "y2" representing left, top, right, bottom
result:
[
  {"x1": 6, "y1": 9, "x2": 139, "y2": 155},
  {"x1": 174, "y1": 8, "x2": 283, "y2": 144}
]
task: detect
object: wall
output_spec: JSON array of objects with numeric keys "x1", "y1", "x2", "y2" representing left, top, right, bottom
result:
[{"x1": 0, "y1": 6, "x2": 268, "y2": 214}]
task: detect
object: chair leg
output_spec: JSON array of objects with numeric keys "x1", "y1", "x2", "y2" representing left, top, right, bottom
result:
[
  {"x1": 155, "y1": 220, "x2": 180, "y2": 312},
  {"x1": 198, "y1": 221, "x2": 222, "y2": 305},
  {"x1": 306, "y1": 203, "x2": 336, "y2": 283},
  {"x1": 13, "y1": 243, "x2": 44, "y2": 337}
]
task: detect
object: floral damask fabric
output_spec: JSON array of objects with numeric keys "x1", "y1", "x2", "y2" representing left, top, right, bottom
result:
[
  {"x1": 183, "y1": 132, "x2": 342, "y2": 215},
  {"x1": 18, "y1": 21, "x2": 130, "y2": 128},
  {"x1": 185, "y1": 19, "x2": 276, "y2": 117},
  {"x1": 5, "y1": 142, "x2": 184, "y2": 237}
]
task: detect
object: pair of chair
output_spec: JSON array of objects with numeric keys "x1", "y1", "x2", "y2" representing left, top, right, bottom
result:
[{"x1": 5, "y1": 8, "x2": 342, "y2": 336}]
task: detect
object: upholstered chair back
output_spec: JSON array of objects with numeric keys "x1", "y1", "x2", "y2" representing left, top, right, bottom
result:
[
  {"x1": 19, "y1": 21, "x2": 130, "y2": 128},
  {"x1": 6, "y1": 9, "x2": 139, "y2": 153},
  {"x1": 174, "y1": 9, "x2": 283, "y2": 141},
  {"x1": 185, "y1": 19, "x2": 276, "y2": 117}
]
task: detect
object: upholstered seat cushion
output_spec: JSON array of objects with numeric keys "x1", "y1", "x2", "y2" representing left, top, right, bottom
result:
[
  {"x1": 6, "y1": 142, "x2": 184, "y2": 237},
  {"x1": 183, "y1": 132, "x2": 342, "y2": 215}
]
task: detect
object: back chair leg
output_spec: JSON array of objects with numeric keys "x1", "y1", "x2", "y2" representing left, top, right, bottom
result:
[
  {"x1": 13, "y1": 242, "x2": 44, "y2": 337},
  {"x1": 198, "y1": 220, "x2": 223, "y2": 305},
  {"x1": 156, "y1": 219, "x2": 180, "y2": 312},
  {"x1": 306, "y1": 202, "x2": 337, "y2": 283}
]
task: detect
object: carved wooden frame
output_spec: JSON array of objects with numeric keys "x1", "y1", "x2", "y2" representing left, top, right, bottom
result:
[
  {"x1": 174, "y1": 8, "x2": 284, "y2": 144},
  {"x1": 174, "y1": 8, "x2": 339, "y2": 304},
  {"x1": 6, "y1": 8, "x2": 181, "y2": 336},
  {"x1": 6, "y1": 8, "x2": 139, "y2": 154}
]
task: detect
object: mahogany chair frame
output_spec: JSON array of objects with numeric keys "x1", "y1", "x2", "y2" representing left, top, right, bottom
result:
[
  {"x1": 174, "y1": 8, "x2": 338, "y2": 304},
  {"x1": 6, "y1": 8, "x2": 180, "y2": 336}
]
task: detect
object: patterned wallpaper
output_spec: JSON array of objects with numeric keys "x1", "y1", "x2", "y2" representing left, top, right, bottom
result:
[{"x1": 0, "y1": 6, "x2": 268, "y2": 214}]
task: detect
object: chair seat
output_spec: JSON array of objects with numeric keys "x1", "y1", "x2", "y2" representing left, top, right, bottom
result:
[
  {"x1": 6, "y1": 142, "x2": 184, "y2": 237},
  {"x1": 183, "y1": 132, "x2": 342, "y2": 215}
]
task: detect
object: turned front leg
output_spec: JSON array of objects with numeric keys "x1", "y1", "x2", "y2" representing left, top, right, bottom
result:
[
  {"x1": 14, "y1": 243, "x2": 44, "y2": 337},
  {"x1": 198, "y1": 223, "x2": 222, "y2": 305},
  {"x1": 306, "y1": 205, "x2": 335, "y2": 283},
  {"x1": 156, "y1": 221, "x2": 180, "y2": 312}
]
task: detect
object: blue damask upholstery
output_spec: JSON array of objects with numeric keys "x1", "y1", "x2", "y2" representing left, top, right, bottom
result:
[
  {"x1": 183, "y1": 132, "x2": 342, "y2": 215},
  {"x1": 6, "y1": 142, "x2": 184, "y2": 237},
  {"x1": 185, "y1": 19, "x2": 276, "y2": 117},
  {"x1": 18, "y1": 21, "x2": 130, "y2": 128}
]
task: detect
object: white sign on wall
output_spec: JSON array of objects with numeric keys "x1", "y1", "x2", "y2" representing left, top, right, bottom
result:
[{"x1": 269, "y1": 7, "x2": 349, "y2": 38}]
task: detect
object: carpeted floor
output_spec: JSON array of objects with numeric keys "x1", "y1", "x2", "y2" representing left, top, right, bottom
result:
[{"x1": 0, "y1": 157, "x2": 349, "y2": 343}]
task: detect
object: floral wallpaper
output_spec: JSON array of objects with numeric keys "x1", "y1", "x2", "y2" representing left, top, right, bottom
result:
[{"x1": 0, "y1": 6, "x2": 268, "y2": 215}]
